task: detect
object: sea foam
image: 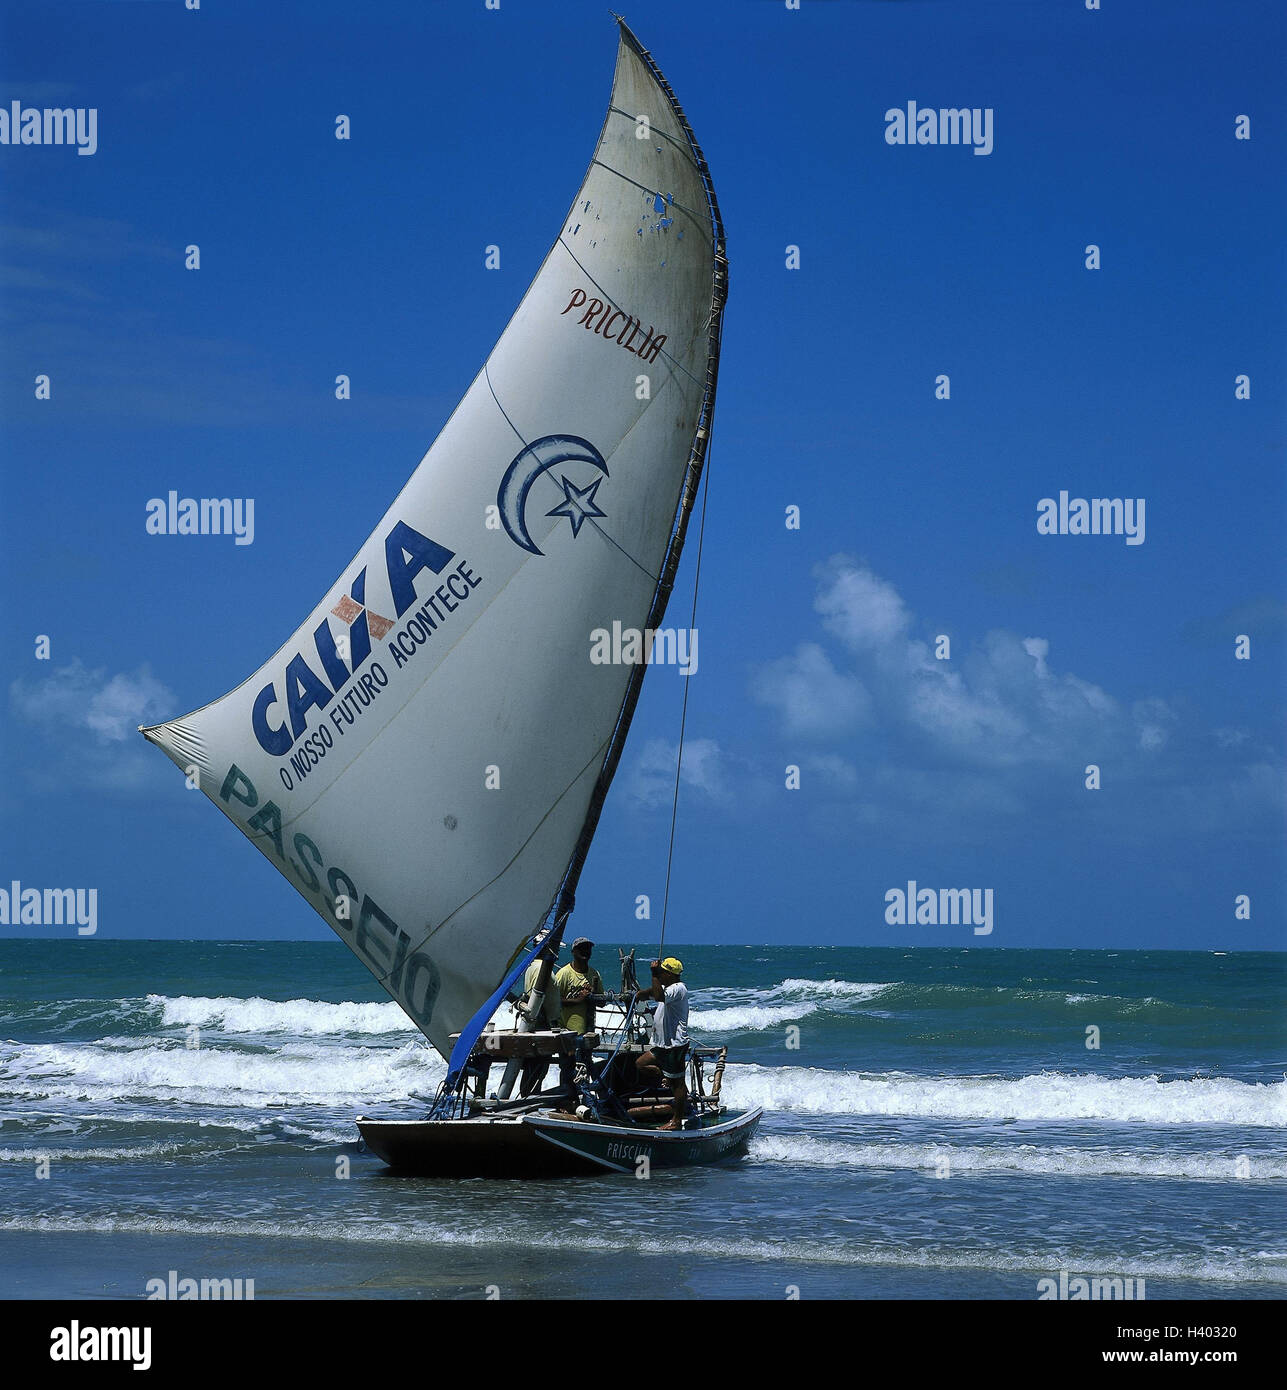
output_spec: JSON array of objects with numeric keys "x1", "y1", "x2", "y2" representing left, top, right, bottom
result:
[
  {"x1": 0, "y1": 1213, "x2": 1279, "y2": 1285},
  {"x1": 722, "y1": 1065, "x2": 1287, "y2": 1127},
  {"x1": 150, "y1": 994, "x2": 414, "y2": 1036},
  {"x1": 0, "y1": 1039, "x2": 443, "y2": 1108},
  {"x1": 749, "y1": 1133, "x2": 1287, "y2": 1181}
]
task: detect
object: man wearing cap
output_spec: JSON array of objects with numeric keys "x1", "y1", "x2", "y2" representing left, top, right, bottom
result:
[
  {"x1": 554, "y1": 937, "x2": 603, "y2": 1035},
  {"x1": 634, "y1": 957, "x2": 690, "y2": 1131}
]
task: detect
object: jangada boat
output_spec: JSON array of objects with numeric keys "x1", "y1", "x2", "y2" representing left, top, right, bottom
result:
[
  {"x1": 141, "y1": 18, "x2": 760, "y2": 1176},
  {"x1": 357, "y1": 973, "x2": 760, "y2": 1175},
  {"x1": 360, "y1": 951, "x2": 761, "y2": 1176}
]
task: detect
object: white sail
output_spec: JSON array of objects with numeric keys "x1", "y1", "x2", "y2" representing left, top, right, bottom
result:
[{"x1": 141, "y1": 21, "x2": 724, "y2": 1059}]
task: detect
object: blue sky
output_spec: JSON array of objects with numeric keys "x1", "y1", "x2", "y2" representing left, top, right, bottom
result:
[{"x1": 1, "y1": 0, "x2": 1282, "y2": 951}]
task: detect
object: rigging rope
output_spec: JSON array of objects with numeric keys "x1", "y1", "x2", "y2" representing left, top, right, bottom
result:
[{"x1": 658, "y1": 436, "x2": 714, "y2": 955}]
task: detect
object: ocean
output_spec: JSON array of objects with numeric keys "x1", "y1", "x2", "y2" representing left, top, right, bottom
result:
[{"x1": 0, "y1": 939, "x2": 1283, "y2": 1300}]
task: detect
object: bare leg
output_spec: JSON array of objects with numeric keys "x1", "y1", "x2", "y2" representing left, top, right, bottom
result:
[
  {"x1": 635, "y1": 1050, "x2": 661, "y2": 1086},
  {"x1": 628, "y1": 1051, "x2": 668, "y2": 1121},
  {"x1": 658, "y1": 1077, "x2": 687, "y2": 1130}
]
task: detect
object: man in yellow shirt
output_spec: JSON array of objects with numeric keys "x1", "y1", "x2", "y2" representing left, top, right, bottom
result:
[{"x1": 554, "y1": 937, "x2": 603, "y2": 1035}]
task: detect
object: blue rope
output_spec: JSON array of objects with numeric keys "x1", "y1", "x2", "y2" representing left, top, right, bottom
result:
[{"x1": 576, "y1": 996, "x2": 638, "y2": 1119}]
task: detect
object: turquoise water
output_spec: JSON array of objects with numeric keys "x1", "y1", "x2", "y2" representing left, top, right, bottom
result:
[{"x1": 0, "y1": 940, "x2": 1283, "y2": 1299}]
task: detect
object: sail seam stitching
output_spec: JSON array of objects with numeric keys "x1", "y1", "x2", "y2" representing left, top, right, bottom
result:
[{"x1": 606, "y1": 104, "x2": 702, "y2": 172}]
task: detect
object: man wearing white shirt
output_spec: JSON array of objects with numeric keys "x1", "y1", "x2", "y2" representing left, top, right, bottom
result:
[{"x1": 634, "y1": 956, "x2": 690, "y2": 1130}]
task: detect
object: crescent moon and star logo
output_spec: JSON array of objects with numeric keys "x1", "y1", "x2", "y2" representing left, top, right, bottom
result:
[{"x1": 496, "y1": 434, "x2": 609, "y2": 556}]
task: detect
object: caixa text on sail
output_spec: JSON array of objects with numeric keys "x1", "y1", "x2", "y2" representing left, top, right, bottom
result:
[{"x1": 251, "y1": 519, "x2": 466, "y2": 757}]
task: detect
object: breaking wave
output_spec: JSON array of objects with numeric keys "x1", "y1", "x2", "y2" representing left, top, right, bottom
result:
[
  {"x1": 3, "y1": 1034, "x2": 1282, "y2": 1129},
  {"x1": 0, "y1": 1038, "x2": 443, "y2": 1109},
  {"x1": 3, "y1": 973, "x2": 1252, "y2": 1045},
  {"x1": 150, "y1": 995, "x2": 414, "y2": 1036},
  {"x1": 722, "y1": 1065, "x2": 1287, "y2": 1127}
]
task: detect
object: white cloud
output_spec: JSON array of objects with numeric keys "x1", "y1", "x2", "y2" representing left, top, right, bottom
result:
[
  {"x1": 751, "y1": 642, "x2": 871, "y2": 738},
  {"x1": 766, "y1": 557, "x2": 1132, "y2": 770},
  {"x1": 814, "y1": 556, "x2": 910, "y2": 652},
  {"x1": 746, "y1": 556, "x2": 1284, "y2": 836},
  {"x1": 11, "y1": 660, "x2": 173, "y2": 742},
  {"x1": 8, "y1": 659, "x2": 176, "y2": 790},
  {"x1": 627, "y1": 737, "x2": 728, "y2": 807},
  {"x1": 802, "y1": 753, "x2": 860, "y2": 793},
  {"x1": 1022, "y1": 636, "x2": 1050, "y2": 676},
  {"x1": 1132, "y1": 696, "x2": 1179, "y2": 753}
]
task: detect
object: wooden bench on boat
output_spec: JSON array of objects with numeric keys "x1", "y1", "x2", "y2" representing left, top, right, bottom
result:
[{"x1": 449, "y1": 1028, "x2": 600, "y2": 1060}]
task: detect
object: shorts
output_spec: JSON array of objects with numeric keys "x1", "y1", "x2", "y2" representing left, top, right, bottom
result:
[{"x1": 650, "y1": 1043, "x2": 689, "y2": 1081}]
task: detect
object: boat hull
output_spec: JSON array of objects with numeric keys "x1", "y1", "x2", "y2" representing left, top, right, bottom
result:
[{"x1": 357, "y1": 1107, "x2": 762, "y2": 1178}]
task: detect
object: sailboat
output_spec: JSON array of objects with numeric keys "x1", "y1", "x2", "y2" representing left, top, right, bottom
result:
[{"x1": 140, "y1": 18, "x2": 761, "y2": 1176}]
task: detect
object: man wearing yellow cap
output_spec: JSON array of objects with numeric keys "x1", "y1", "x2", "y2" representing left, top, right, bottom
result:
[{"x1": 634, "y1": 957, "x2": 690, "y2": 1130}]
